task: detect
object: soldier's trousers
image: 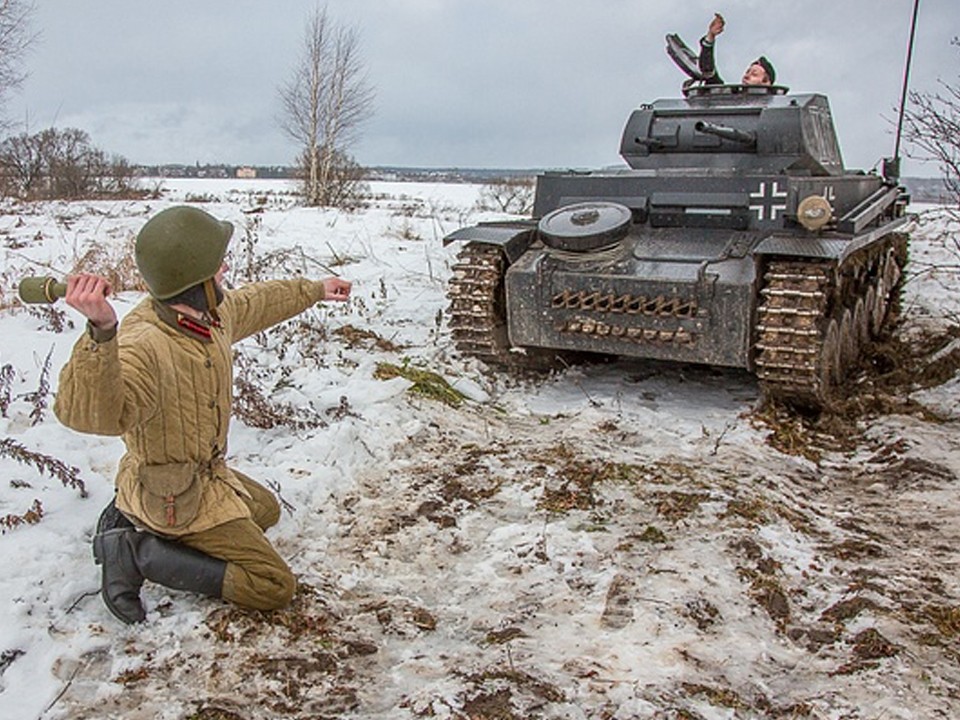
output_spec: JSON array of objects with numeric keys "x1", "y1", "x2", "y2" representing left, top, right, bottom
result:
[{"x1": 179, "y1": 471, "x2": 296, "y2": 610}]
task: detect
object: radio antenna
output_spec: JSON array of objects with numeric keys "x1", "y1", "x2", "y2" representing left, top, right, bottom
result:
[{"x1": 888, "y1": 0, "x2": 921, "y2": 181}]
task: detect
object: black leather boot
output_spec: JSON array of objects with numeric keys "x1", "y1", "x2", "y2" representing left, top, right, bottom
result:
[
  {"x1": 134, "y1": 533, "x2": 227, "y2": 599},
  {"x1": 93, "y1": 528, "x2": 146, "y2": 624},
  {"x1": 92, "y1": 500, "x2": 144, "y2": 623},
  {"x1": 93, "y1": 504, "x2": 227, "y2": 624}
]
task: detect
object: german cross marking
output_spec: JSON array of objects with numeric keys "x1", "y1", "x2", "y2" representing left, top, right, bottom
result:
[{"x1": 749, "y1": 181, "x2": 788, "y2": 221}]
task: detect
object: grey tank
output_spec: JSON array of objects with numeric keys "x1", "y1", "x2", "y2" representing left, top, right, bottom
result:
[{"x1": 444, "y1": 83, "x2": 909, "y2": 409}]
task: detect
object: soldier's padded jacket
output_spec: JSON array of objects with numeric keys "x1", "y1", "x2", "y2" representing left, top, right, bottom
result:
[{"x1": 54, "y1": 279, "x2": 328, "y2": 536}]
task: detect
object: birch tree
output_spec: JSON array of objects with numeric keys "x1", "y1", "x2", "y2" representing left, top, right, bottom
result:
[{"x1": 279, "y1": 5, "x2": 374, "y2": 208}]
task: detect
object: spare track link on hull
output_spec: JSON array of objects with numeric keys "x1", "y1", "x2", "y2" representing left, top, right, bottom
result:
[{"x1": 754, "y1": 235, "x2": 907, "y2": 409}]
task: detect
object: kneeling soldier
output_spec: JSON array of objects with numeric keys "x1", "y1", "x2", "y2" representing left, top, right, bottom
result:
[{"x1": 54, "y1": 205, "x2": 351, "y2": 624}]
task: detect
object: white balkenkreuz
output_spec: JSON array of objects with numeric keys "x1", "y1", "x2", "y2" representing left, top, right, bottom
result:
[{"x1": 749, "y1": 181, "x2": 788, "y2": 221}]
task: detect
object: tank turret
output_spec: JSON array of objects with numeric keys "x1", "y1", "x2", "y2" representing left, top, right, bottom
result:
[{"x1": 620, "y1": 91, "x2": 842, "y2": 176}]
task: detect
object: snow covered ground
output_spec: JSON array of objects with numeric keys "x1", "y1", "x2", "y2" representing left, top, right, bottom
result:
[{"x1": 0, "y1": 180, "x2": 958, "y2": 720}]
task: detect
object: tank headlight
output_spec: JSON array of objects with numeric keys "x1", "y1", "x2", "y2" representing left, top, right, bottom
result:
[{"x1": 797, "y1": 195, "x2": 833, "y2": 231}]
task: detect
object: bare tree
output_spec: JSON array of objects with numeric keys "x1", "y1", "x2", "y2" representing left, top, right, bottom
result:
[
  {"x1": 0, "y1": 127, "x2": 138, "y2": 200},
  {"x1": 477, "y1": 176, "x2": 536, "y2": 215},
  {"x1": 0, "y1": 0, "x2": 37, "y2": 131},
  {"x1": 278, "y1": 5, "x2": 374, "y2": 208},
  {"x1": 902, "y1": 38, "x2": 960, "y2": 205}
]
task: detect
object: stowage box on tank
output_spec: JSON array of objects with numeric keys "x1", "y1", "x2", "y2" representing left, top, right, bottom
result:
[{"x1": 445, "y1": 66, "x2": 909, "y2": 409}]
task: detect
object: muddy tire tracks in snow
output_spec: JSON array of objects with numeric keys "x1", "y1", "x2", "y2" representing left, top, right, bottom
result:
[{"x1": 51, "y1": 362, "x2": 960, "y2": 720}]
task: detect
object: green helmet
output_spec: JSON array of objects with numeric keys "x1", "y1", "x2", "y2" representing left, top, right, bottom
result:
[{"x1": 135, "y1": 206, "x2": 233, "y2": 300}]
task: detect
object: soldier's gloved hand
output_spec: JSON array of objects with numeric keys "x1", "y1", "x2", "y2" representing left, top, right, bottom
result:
[{"x1": 322, "y1": 277, "x2": 352, "y2": 302}]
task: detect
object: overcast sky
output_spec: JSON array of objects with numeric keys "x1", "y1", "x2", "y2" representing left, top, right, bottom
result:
[{"x1": 6, "y1": 0, "x2": 957, "y2": 176}]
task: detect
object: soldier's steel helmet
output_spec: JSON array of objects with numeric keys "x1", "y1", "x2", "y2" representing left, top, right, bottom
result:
[{"x1": 135, "y1": 206, "x2": 233, "y2": 300}]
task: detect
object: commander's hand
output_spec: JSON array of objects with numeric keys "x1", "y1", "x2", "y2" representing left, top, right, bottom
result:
[
  {"x1": 322, "y1": 277, "x2": 352, "y2": 302},
  {"x1": 707, "y1": 13, "x2": 725, "y2": 41},
  {"x1": 65, "y1": 274, "x2": 118, "y2": 330}
]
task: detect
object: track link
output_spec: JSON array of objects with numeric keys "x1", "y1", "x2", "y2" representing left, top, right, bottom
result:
[
  {"x1": 447, "y1": 244, "x2": 511, "y2": 365},
  {"x1": 754, "y1": 233, "x2": 908, "y2": 409},
  {"x1": 447, "y1": 243, "x2": 572, "y2": 370}
]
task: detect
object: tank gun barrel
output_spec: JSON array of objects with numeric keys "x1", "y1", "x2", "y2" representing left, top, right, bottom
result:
[{"x1": 694, "y1": 120, "x2": 756, "y2": 147}]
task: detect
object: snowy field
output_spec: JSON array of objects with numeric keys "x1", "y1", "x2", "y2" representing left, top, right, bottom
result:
[{"x1": 0, "y1": 179, "x2": 958, "y2": 720}]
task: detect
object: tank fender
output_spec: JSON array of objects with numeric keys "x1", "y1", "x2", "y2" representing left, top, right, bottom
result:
[
  {"x1": 754, "y1": 235, "x2": 848, "y2": 260},
  {"x1": 443, "y1": 222, "x2": 537, "y2": 265},
  {"x1": 754, "y1": 215, "x2": 909, "y2": 262}
]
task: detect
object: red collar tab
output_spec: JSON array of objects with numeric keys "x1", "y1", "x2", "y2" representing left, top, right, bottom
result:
[{"x1": 177, "y1": 314, "x2": 213, "y2": 339}]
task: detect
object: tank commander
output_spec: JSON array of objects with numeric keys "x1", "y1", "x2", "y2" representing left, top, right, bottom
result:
[
  {"x1": 698, "y1": 13, "x2": 776, "y2": 86},
  {"x1": 54, "y1": 205, "x2": 351, "y2": 624}
]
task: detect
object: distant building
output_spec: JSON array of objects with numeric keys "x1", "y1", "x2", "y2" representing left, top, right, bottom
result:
[{"x1": 236, "y1": 166, "x2": 257, "y2": 179}]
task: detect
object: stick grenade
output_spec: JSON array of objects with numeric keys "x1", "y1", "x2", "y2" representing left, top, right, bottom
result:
[{"x1": 17, "y1": 276, "x2": 68, "y2": 304}]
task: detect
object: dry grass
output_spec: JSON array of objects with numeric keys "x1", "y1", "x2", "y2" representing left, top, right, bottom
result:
[
  {"x1": 71, "y1": 237, "x2": 145, "y2": 294},
  {"x1": 374, "y1": 361, "x2": 467, "y2": 408}
]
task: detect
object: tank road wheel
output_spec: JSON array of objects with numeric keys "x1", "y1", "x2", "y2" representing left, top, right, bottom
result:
[
  {"x1": 852, "y1": 297, "x2": 869, "y2": 350},
  {"x1": 838, "y1": 308, "x2": 857, "y2": 369},
  {"x1": 871, "y1": 279, "x2": 889, "y2": 337},
  {"x1": 880, "y1": 244, "x2": 907, "y2": 329},
  {"x1": 447, "y1": 243, "x2": 565, "y2": 370},
  {"x1": 818, "y1": 318, "x2": 842, "y2": 393},
  {"x1": 864, "y1": 286, "x2": 879, "y2": 339}
]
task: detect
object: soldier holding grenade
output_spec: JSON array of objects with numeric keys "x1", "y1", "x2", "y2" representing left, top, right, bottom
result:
[{"x1": 55, "y1": 205, "x2": 351, "y2": 624}]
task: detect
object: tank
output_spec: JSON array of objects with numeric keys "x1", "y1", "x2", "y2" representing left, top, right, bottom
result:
[{"x1": 444, "y1": 46, "x2": 910, "y2": 410}]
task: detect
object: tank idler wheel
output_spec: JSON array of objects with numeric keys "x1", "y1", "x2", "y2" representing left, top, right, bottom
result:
[{"x1": 883, "y1": 251, "x2": 902, "y2": 289}]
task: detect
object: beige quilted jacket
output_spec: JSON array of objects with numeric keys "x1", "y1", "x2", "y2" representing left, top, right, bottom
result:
[{"x1": 54, "y1": 279, "x2": 327, "y2": 536}]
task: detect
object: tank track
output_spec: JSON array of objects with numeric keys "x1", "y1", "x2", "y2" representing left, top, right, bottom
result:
[
  {"x1": 447, "y1": 244, "x2": 511, "y2": 365},
  {"x1": 754, "y1": 234, "x2": 907, "y2": 408},
  {"x1": 447, "y1": 243, "x2": 562, "y2": 369}
]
